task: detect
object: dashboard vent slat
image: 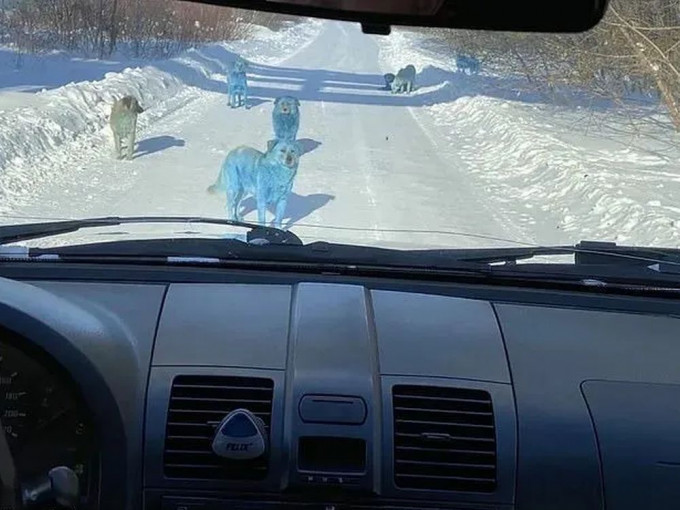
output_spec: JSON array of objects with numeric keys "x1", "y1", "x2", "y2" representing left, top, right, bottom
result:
[
  {"x1": 392, "y1": 385, "x2": 497, "y2": 493},
  {"x1": 163, "y1": 375, "x2": 274, "y2": 481}
]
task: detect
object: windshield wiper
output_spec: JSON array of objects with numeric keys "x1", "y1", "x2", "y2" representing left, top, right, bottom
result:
[
  {"x1": 0, "y1": 216, "x2": 302, "y2": 246},
  {"x1": 10, "y1": 233, "x2": 680, "y2": 291},
  {"x1": 443, "y1": 241, "x2": 680, "y2": 267}
]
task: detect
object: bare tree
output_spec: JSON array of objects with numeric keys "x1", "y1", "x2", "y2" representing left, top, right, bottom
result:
[{"x1": 426, "y1": 0, "x2": 680, "y2": 130}]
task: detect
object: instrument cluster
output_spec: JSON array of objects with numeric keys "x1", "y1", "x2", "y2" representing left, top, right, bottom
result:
[{"x1": 0, "y1": 334, "x2": 98, "y2": 509}]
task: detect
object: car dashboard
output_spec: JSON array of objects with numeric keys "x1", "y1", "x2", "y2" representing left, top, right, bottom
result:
[{"x1": 2, "y1": 265, "x2": 680, "y2": 510}]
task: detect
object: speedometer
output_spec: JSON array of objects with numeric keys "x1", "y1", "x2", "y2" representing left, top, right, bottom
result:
[{"x1": 0, "y1": 337, "x2": 98, "y2": 508}]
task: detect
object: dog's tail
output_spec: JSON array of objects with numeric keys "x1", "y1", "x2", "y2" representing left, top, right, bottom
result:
[
  {"x1": 207, "y1": 176, "x2": 222, "y2": 194},
  {"x1": 207, "y1": 165, "x2": 227, "y2": 194}
]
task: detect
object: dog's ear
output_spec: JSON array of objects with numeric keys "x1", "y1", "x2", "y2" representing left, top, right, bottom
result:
[
  {"x1": 295, "y1": 140, "x2": 303, "y2": 154},
  {"x1": 267, "y1": 139, "x2": 276, "y2": 152},
  {"x1": 294, "y1": 97, "x2": 300, "y2": 107},
  {"x1": 274, "y1": 97, "x2": 281, "y2": 105}
]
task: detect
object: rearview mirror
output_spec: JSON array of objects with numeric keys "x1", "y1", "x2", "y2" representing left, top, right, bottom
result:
[
  {"x1": 268, "y1": 0, "x2": 445, "y2": 17},
  {"x1": 186, "y1": 0, "x2": 609, "y2": 33}
]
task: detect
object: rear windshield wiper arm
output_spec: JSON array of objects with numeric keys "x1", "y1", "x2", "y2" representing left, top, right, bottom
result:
[{"x1": 0, "y1": 216, "x2": 302, "y2": 246}]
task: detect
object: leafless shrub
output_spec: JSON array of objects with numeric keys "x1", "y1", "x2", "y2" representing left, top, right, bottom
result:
[{"x1": 1, "y1": 1, "x2": 301, "y2": 59}]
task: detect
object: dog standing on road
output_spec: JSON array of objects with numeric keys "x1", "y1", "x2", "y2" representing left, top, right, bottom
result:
[
  {"x1": 228, "y1": 73, "x2": 248, "y2": 108},
  {"x1": 391, "y1": 65, "x2": 416, "y2": 94},
  {"x1": 208, "y1": 140, "x2": 302, "y2": 228},
  {"x1": 270, "y1": 96, "x2": 300, "y2": 148},
  {"x1": 456, "y1": 54, "x2": 480, "y2": 75},
  {"x1": 110, "y1": 95, "x2": 144, "y2": 160},
  {"x1": 228, "y1": 57, "x2": 249, "y2": 108}
]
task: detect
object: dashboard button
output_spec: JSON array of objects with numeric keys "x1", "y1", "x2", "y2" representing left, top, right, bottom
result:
[{"x1": 162, "y1": 499, "x2": 206, "y2": 510}]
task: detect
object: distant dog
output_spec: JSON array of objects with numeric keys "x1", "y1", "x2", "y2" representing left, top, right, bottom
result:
[
  {"x1": 383, "y1": 73, "x2": 395, "y2": 90},
  {"x1": 228, "y1": 73, "x2": 248, "y2": 108},
  {"x1": 207, "y1": 140, "x2": 302, "y2": 228},
  {"x1": 109, "y1": 95, "x2": 144, "y2": 160},
  {"x1": 391, "y1": 65, "x2": 416, "y2": 94},
  {"x1": 456, "y1": 54, "x2": 480, "y2": 75},
  {"x1": 228, "y1": 57, "x2": 248, "y2": 108},
  {"x1": 271, "y1": 96, "x2": 300, "y2": 144}
]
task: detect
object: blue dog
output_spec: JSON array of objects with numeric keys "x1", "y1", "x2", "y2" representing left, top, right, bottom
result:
[
  {"x1": 208, "y1": 140, "x2": 302, "y2": 228},
  {"x1": 228, "y1": 74, "x2": 248, "y2": 109},
  {"x1": 271, "y1": 96, "x2": 300, "y2": 146},
  {"x1": 228, "y1": 57, "x2": 248, "y2": 108},
  {"x1": 456, "y1": 54, "x2": 480, "y2": 75}
]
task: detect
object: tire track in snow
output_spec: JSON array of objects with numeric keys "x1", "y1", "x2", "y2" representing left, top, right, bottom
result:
[{"x1": 403, "y1": 103, "x2": 537, "y2": 246}]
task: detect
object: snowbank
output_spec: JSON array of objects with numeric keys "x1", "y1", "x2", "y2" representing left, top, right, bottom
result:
[
  {"x1": 376, "y1": 28, "x2": 680, "y2": 248},
  {"x1": 0, "y1": 19, "x2": 323, "y2": 211}
]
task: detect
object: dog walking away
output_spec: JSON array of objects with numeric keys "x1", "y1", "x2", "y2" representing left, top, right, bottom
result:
[
  {"x1": 208, "y1": 140, "x2": 302, "y2": 228},
  {"x1": 456, "y1": 54, "x2": 480, "y2": 75},
  {"x1": 384, "y1": 73, "x2": 395, "y2": 90},
  {"x1": 271, "y1": 96, "x2": 300, "y2": 145},
  {"x1": 391, "y1": 65, "x2": 416, "y2": 94},
  {"x1": 228, "y1": 73, "x2": 248, "y2": 109},
  {"x1": 110, "y1": 96, "x2": 144, "y2": 160},
  {"x1": 228, "y1": 57, "x2": 249, "y2": 108}
]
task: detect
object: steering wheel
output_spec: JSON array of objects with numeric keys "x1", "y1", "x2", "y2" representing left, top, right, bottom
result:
[
  {"x1": 0, "y1": 419, "x2": 79, "y2": 510},
  {"x1": 0, "y1": 418, "x2": 17, "y2": 510}
]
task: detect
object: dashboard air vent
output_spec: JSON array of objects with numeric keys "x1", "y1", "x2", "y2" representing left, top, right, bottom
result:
[
  {"x1": 392, "y1": 385, "x2": 496, "y2": 493},
  {"x1": 164, "y1": 375, "x2": 274, "y2": 480}
]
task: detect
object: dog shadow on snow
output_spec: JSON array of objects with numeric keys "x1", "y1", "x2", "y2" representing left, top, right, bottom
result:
[
  {"x1": 264, "y1": 137, "x2": 321, "y2": 155},
  {"x1": 145, "y1": 43, "x2": 515, "y2": 110},
  {"x1": 298, "y1": 138, "x2": 322, "y2": 154},
  {"x1": 239, "y1": 192, "x2": 335, "y2": 227},
  {"x1": 170, "y1": 44, "x2": 466, "y2": 108},
  {"x1": 135, "y1": 135, "x2": 185, "y2": 159},
  {"x1": 187, "y1": 45, "x2": 640, "y2": 112}
]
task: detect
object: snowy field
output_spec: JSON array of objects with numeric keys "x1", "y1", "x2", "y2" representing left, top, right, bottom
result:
[{"x1": 1, "y1": 18, "x2": 680, "y2": 250}]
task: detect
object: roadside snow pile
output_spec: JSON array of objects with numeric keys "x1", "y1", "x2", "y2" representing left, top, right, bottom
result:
[
  {"x1": 376, "y1": 28, "x2": 680, "y2": 248},
  {"x1": 0, "y1": 18, "x2": 322, "y2": 210}
]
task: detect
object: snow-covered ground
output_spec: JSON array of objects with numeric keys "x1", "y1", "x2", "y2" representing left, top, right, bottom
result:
[
  {"x1": 1, "y1": 18, "x2": 680, "y2": 251},
  {"x1": 378, "y1": 29, "x2": 680, "y2": 249},
  {"x1": 0, "y1": 20, "x2": 323, "y2": 216}
]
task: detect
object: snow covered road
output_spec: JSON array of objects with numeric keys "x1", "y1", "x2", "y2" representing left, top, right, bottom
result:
[
  {"x1": 0, "y1": 21, "x2": 528, "y2": 249},
  {"x1": 3, "y1": 18, "x2": 680, "y2": 250}
]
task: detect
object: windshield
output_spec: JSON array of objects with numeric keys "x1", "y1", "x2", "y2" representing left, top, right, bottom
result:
[{"x1": 0, "y1": 1, "x2": 676, "y2": 253}]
